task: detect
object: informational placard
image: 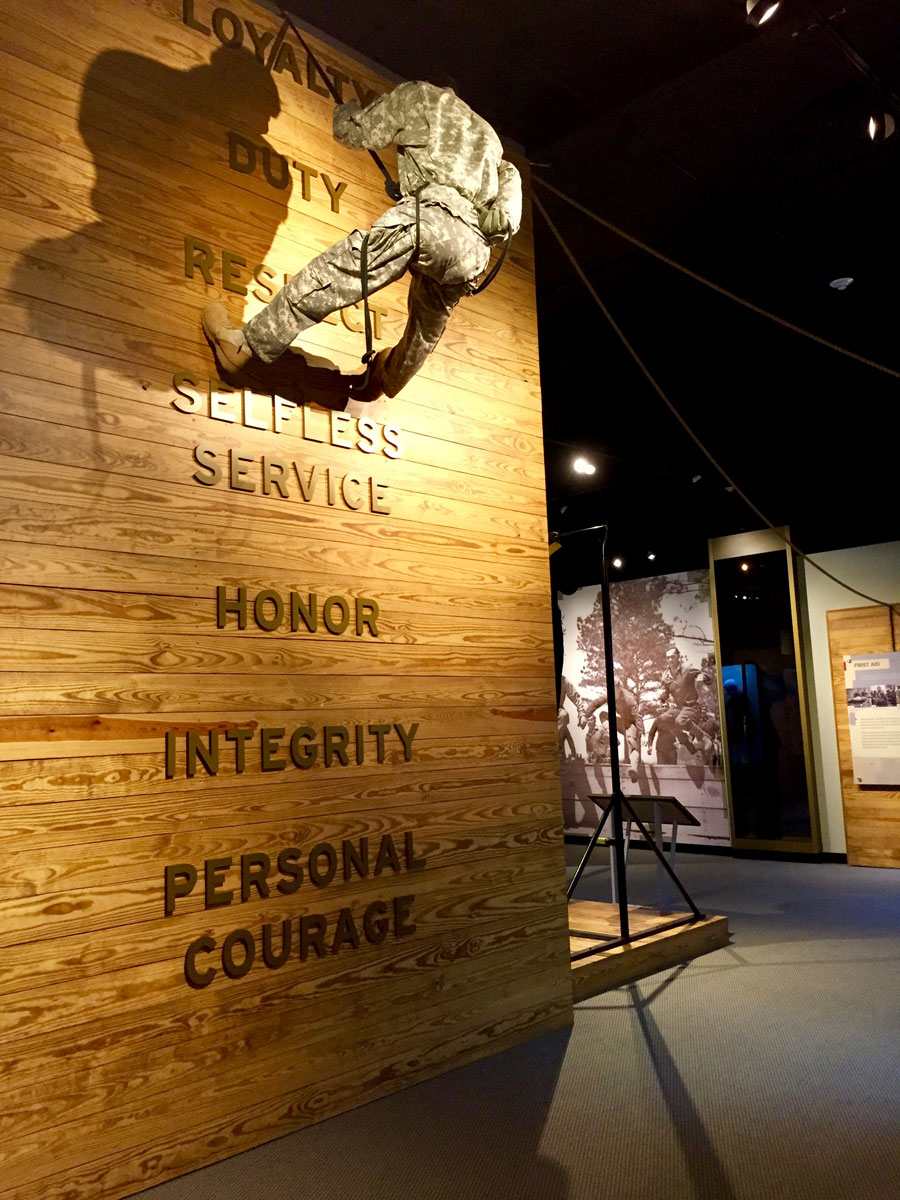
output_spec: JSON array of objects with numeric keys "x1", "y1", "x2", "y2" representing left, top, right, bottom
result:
[{"x1": 844, "y1": 653, "x2": 900, "y2": 788}]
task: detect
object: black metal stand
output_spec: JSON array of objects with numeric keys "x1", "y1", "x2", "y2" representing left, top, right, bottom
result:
[{"x1": 561, "y1": 526, "x2": 706, "y2": 963}]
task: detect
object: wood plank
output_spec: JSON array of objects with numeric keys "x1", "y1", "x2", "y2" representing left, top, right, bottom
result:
[
  {"x1": 0, "y1": 904, "x2": 562, "y2": 1088},
  {"x1": 0, "y1": 582, "x2": 553, "y2": 648},
  {"x1": 0, "y1": 764, "x2": 560, "y2": 848},
  {"x1": 0, "y1": 539, "x2": 551, "y2": 620},
  {"x1": 0, "y1": 629, "x2": 552, "y2": 675},
  {"x1": 0, "y1": 668, "x2": 554, "y2": 716},
  {"x1": 0, "y1": 732, "x2": 557, "y2": 807},
  {"x1": 570, "y1": 905, "x2": 730, "y2": 1002},
  {"x1": 0, "y1": 393, "x2": 548, "y2": 551}
]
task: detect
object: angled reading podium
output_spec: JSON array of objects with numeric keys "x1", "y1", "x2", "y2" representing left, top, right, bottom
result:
[
  {"x1": 586, "y1": 793, "x2": 700, "y2": 914},
  {"x1": 567, "y1": 790, "x2": 705, "y2": 958}
]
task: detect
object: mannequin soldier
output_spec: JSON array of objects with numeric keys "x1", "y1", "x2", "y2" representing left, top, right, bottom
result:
[{"x1": 203, "y1": 80, "x2": 521, "y2": 401}]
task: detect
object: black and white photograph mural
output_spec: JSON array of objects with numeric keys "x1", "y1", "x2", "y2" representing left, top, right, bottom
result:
[{"x1": 558, "y1": 570, "x2": 730, "y2": 846}]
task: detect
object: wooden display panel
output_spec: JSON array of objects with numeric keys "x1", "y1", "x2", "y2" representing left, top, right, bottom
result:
[
  {"x1": 827, "y1": 604, "x2": 900, "y2": 867},
  {"x1": 0, "y1": 1, "x2": 572, "y2": 1196}
]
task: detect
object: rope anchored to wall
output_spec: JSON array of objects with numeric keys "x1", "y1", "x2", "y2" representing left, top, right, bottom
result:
[{"x1": 531, "y1": 186, "x2": 900, "y2": 618}]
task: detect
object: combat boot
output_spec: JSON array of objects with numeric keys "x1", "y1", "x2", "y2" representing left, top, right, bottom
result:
[
  {"x1": 351, "y1": 347, "x2": 390, "y2": 403},
  {"x1": 201, "y1": 302, "x2": 253, "y2": 373}
]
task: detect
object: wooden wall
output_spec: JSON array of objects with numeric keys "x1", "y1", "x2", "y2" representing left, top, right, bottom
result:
[
  {"x1": 826, "y1": 605, "x2": 900, "y2": 867},
  {"x1": 0, "y1": 1, "x2": 572, "y2": 1195}
]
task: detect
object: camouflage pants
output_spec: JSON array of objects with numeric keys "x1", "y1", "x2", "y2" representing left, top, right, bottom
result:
[{"x1": 242, "y1": 198, "x2": 490, "y2": 397}]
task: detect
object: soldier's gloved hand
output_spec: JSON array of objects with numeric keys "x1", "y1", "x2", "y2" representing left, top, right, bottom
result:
[
  {"x1": 333, "y1": 100, "x2": 362, "y2": 145},
  {"x1": 479, "y1": 205, "x2": 510, "y2": 242}
]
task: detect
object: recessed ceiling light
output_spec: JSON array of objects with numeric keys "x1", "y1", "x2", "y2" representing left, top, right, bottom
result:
[
  {"x1": 746, "y1": 0, "x2": 780, "y2": 27},
  {"x1": 572, "y1": 456, "x2": 596, "y2": 475},
  {"x1": 740, "y1": 562, "x2": 750, "y2": 572},
  {"x1": 612, "y1": 557, "x2": 623, "y2": 569},
  {"x1": 868, "y1": 112, "x2": 896, "y2": 143},
  {"x1": 647, "y1": 552, "x2": 656, "y2": 561}
]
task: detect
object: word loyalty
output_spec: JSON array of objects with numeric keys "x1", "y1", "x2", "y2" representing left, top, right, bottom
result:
[
  {"x1": 164, "y1": 722, "x2": 419, "y2": 778},
  {"x1": 182, "y1": 2, "x2": 378, "y2": 106}
]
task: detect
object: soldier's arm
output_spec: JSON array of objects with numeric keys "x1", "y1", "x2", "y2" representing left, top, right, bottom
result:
[
  {"x1": 481, "y1": 159, "x2": 522, "y2": 239},
  {"x1": 582, "y1": 692, "x2": 607, "y2": 721},
  {"x1": 333, "y1": 81, "x2": 421, "y2": 150}
]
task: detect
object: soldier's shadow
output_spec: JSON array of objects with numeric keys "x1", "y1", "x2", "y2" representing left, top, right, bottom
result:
[
  {"x1": 230, "y1": 345, "x2": 383, "y2": 418},
  {"x1": 8, "y1": 44, "x2": 361, "y2": 492}
]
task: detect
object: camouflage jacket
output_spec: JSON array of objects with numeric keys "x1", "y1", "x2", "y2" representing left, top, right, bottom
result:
[{"x1": 333, "y1": 81, "x2": 522, "y2": 235}]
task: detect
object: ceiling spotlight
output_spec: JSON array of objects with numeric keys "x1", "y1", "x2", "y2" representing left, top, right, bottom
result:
[
  {"x1": 746, "y1": 0, "x2": 780, "y2": 27},
  {"x1": 740, "y1": 562, "x2": 750, "y2": 572},
  {"x1": 829, "y1": 277, "x2": 854, "y2": 291},
  {"x1": 612, "y1": 557, "x2": 623, "y2": 569},
  {"x1": 647, "y1": 552, "x2": 656, "y2": 561},
  {"x1": 572, "y1": 456, "x2": 596, "y2": 475},
  {"x1": 867, "y1": 112, "x2": 896, "y2": 143}
]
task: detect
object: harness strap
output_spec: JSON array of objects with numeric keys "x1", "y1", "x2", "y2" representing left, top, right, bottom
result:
[
  {"x1": 350, "y1": 192, "x2": 423, "y2": 392},
  {"x1": 277, "y1": 11, "x2": 401, "y2": 202},
  {"x1": 469, "y1": 229, "x2": 511, "y2": 295},
  {"x1": 348, "y1": 232, "x2": 376, "y2": 392}
]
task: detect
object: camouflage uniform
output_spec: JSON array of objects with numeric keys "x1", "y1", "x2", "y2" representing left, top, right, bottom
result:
[{"x1": 242, "y1": 81, "x2": 522, "y2": 397}]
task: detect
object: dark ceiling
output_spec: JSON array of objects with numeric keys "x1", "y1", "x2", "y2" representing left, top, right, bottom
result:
[{"x1": 286, "y1": 0, "x2": 900, "y2": 586}]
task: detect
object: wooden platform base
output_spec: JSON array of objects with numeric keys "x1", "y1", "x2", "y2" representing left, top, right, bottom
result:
[{"x1": 569, "y1": 901, "x2": 730, "y2": 1003}]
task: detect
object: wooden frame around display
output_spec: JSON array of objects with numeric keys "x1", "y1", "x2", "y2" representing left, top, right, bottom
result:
[{"x1": 827, "y1": 604, "x2": 900, "y2": 868}]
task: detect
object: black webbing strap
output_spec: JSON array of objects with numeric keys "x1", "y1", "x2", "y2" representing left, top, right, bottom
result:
[
  {"x1": 360, "y1": 232, "x2": 374, "y2": 364},
  {"x1": 348, "y1": 232, "x2": 376, "y2": 391},
  {"x1": 469, "y1": 229, "x2": 511, "y2": 295},
  {"x1": 276, "y1": 10, "x2": 402, "y2": 202}
]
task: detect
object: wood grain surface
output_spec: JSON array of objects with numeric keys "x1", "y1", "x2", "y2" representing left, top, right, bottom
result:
[
  {"x1": 569, "y1": 902, "x2": 730, "y2": 1002},
  {"x1": 0, "y1": 1, "x2": 572, "y2": 1196},
  {"x1": 826, "y1": 604, "x2": 900, "y2": 868}
]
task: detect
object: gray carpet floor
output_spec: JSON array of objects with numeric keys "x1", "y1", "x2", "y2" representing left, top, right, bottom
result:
[{"x1": 136, "y1": 852, "x2": 900, "y2": 1200}]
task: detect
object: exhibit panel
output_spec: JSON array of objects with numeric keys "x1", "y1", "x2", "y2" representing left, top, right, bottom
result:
[
  {"x1": 558, "y1": 570, "x2": 730, "y2": 847},
  {"x1": 0, "y1": 1, "x2": 572, "y2": 1196},
  {"x1": 827, "y1": 604, "x2": 900, "y2": 868}
]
